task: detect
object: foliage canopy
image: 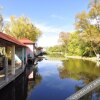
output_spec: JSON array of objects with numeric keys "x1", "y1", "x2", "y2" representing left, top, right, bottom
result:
[{"x1": 4, "y1": 16, "x2": 42, "y2": 42}]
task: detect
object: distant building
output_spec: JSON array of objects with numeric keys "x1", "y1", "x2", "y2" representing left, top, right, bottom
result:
[{"x1": 19, "y1": 38, "x2": 36, "y2": 62}]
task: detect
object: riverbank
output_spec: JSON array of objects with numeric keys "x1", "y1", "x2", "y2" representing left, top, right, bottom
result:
[
  {"x1": 47, "y1": 54, "x2": 98, "y2": 63},
  {"x1": 66, "y1": 56, "x2": 98, "y2": 63}
]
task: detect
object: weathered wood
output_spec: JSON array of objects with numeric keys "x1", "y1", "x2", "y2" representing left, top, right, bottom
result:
[
  {"x1": 4, "y1": 57, "x2": 8, "y2": 81},
  {"x1": 22, "y1": 47, "x2": 25, "y2": 69},
  {"x1": 0, "y1": 67, "x2": 24, "y2": 89},
  {"x1": 11, "y1": 45, "x2": 15, "y2": 75},
  {"x1": 66, "y1": 77, "x2": 100, "y2": 100}
]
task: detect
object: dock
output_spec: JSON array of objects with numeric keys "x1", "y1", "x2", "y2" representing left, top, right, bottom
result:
[{"x1": 0, "y1": 67, "x2": 25, "y2": 89}]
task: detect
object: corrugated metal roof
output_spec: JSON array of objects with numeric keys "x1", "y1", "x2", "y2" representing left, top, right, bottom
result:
[{"x1": 0, "y1": 32, "x2": 25, "y2": 47}]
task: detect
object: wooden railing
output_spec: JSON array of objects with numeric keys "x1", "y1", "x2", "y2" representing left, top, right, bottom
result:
[{"x1": 66, "y1": 77, "x2": 100, "y2": 100}]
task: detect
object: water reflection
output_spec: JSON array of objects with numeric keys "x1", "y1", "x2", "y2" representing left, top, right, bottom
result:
[
  {"x1": 58, "y1": 59, "x2": 100, "y2": 99},
  {"x1": 0, "y1": 72, "x2": 28, "y2": 100},
  {"x1": 96, "y1": 61, "x2": 100, "y2": 67},
  {"x1": 58, "y1": 59, "x2": 100, "y2": 83},
  {"x1": 26, "y1": 58, "x2": 100, "y2": 100},
  {"x1": 0, "y1": 59, "x2": 100, "y2": 100},
  {"x1": 28, "y1": 65, "x2": 42, "y2": 92},
  {"x1": 0, "y1": 58, "x2": 99, "y2": 100},
  {"x1": 0, "y1": 65, "x2": 41, "y2": 100}
]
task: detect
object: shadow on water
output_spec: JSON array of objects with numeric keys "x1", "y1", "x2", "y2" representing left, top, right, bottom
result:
[
  {"x1": 0, "y1": 70, "x2": 28, "y2": 100},
  {"x1": 0, "y1": 58, "x2": 43, "y2": 100}
]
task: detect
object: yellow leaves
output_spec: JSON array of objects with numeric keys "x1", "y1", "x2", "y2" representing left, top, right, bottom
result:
[
  {"x1": 75, "y1": 2, "x2": 100, "y2": 44},
  {"x1": 4, "y1": 16, "x2": 42, "y2": 41},
  {"x1": 76, "y1": 11, "x2": 88, "y2": 20},
  {"x1": 88, "y1": 2, "x2": 100, "y2": 18},
  {"x1": 58, "y1": 32, "x2": 70, "y2": 45}
]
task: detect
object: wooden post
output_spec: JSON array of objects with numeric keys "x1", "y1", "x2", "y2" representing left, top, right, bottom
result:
[
  {"x1": 25, "y1": 48, "x2": 27, "y2": 64},
  {"x1": 33, "y1": 44, "x2": 35, "y2": 59},
  {"x1": 4, "y1": 57, "x2": 8, "y2": 81},
  {"x1": 22, "y1": 47, "x2": 24, "y2": 70},
  {"x1": 11, "y1": 45, "x2": 15, "y2": 75}
]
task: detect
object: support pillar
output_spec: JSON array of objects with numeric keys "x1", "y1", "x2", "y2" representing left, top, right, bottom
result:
[
  {"x1": 4, "y1": 57, "x2": 8, "y2": 81},
  {"x1": 11, "y1": 45, "x2": 15, "y2": 75},
  {"x1": 22, "y1": 48, "x2": 25, "y2": 70}
]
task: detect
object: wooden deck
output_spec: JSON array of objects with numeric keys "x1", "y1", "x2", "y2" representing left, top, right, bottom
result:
[{"x1": 0, "y1": 66, "x2": 25, "y2": 90}]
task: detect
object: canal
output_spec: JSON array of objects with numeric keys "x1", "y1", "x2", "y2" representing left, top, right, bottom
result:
[{"x1": 0, "y1": 58, "x2": 100, "y2": 100}]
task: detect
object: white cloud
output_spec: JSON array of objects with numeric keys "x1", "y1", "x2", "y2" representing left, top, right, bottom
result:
[
  {"x1": 35, "y1": 23, "x2": 63, "y2": 33},
  {"x1": 34, "y1": 23, "x2": 69, "y2": 47},
  {"x1": 34, "y1": 22, "x2": 75, "y2": 47},
  {"x1": 51, "y1": 14, "x2": 65, "y2": 20},
  {"x1": 35, "y1": 22, "x2": 74, "y2": 34},
  {"x1": 4, "y1": 17, "x2": 10, "y2": 22},
  {"x1": 37, "y1": 35, "x2": 59, "y2": 47}
]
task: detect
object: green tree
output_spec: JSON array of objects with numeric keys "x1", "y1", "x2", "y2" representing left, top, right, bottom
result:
[
  {"x1": 75, "y1": 1, "x2": 100, "y2": 56},
  {"x1": 0, "y1": 14, "x2": 3, "y2": 32},
  {"x1": 0, "y1": 7, "x2": 3, "y2": 32},
  {"x1": 4, "y1": 16, "x2": 42, "y2": 41},
  {"x1": 67, "y1": 32, "x2": 82, "y2": 56}
]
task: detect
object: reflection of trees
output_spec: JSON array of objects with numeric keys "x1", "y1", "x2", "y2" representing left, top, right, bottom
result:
[
  {"x1": 28, "y1": 66, "x2": 42, "y2": 92},
  {"x1": 58, "y1": 59, "x2": 100, "y2": 99},
  {"x1": 58, "y1": 59, "x2": 100, "y2": 82}
]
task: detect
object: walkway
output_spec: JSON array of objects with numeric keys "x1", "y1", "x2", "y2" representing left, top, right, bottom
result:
[{"x1": 0, "y1": 67, "x2": 25, "y2": 89}]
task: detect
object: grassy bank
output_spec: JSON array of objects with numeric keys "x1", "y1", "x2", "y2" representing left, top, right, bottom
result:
[
  {"x1": 66, "y1": 56, "x2": 97, "y2": 63},
  {"x1": 47, "y1": 53, "x2": 98, "y2": 62}
]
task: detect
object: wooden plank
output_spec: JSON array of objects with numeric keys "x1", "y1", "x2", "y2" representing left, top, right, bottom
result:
[
  {"x1": 66, "y1": 77, "x2": 100, "y2": 100},
  {"x1": 0, "y1": 67, "x2": 24, "y2": 90}
]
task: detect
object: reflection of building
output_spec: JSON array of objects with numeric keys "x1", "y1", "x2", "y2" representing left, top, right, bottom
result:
[{"x1": 28, "y1": 65, "x2": 42, "y2": 93}]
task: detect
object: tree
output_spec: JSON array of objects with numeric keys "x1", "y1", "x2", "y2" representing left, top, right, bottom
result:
[
  {"x1": 67, "y1": 31, "x2": 82, "y2": 56},
  {"x1": 0, "y1": 7, "x2": 3, "y2": 32},
  {"x1": 58, "y1": 32, "x2": 70, "y2": 45},
  {"x1": 0, "y1": 14, "x2": 3, "y2": 32},
  {"x1": 58, "y1": 32, "x2": 70, "y2": 55},
  {"x1": 4, "y1": 16, "x2": 42, "y2": 41},
  {"x1": 75, "y1": 1, "x2": 100, "y2": 56}
]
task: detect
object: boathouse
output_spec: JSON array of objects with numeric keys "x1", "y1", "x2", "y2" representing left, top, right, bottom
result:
[{"x1": 0, "y1": 32, "x2": 26, "y2": 89}]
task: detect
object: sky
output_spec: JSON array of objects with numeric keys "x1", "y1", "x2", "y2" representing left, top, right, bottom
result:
[{"x1": 0, "y1": 0, "x2": 89, "y2": 47}]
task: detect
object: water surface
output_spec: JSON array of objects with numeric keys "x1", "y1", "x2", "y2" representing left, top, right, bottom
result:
[{"x1": 27, "y1": 58, "x2": 100, "y2": 100}]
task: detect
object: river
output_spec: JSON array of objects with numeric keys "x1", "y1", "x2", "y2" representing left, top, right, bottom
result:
[
  {"x1": 27, "y1": 58, "x2": 100, "y2": 100},
  {"x1": 0, "y1": 58, "x2": 100, "y2": 100}
]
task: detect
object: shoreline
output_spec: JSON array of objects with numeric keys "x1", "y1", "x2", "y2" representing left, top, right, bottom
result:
[
  {"x1": 47, "y1": 55, "x2": 99, "y2": 63},
  {"x1": 66, "y1": 56, "x2": 98, "y2": 63}
]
